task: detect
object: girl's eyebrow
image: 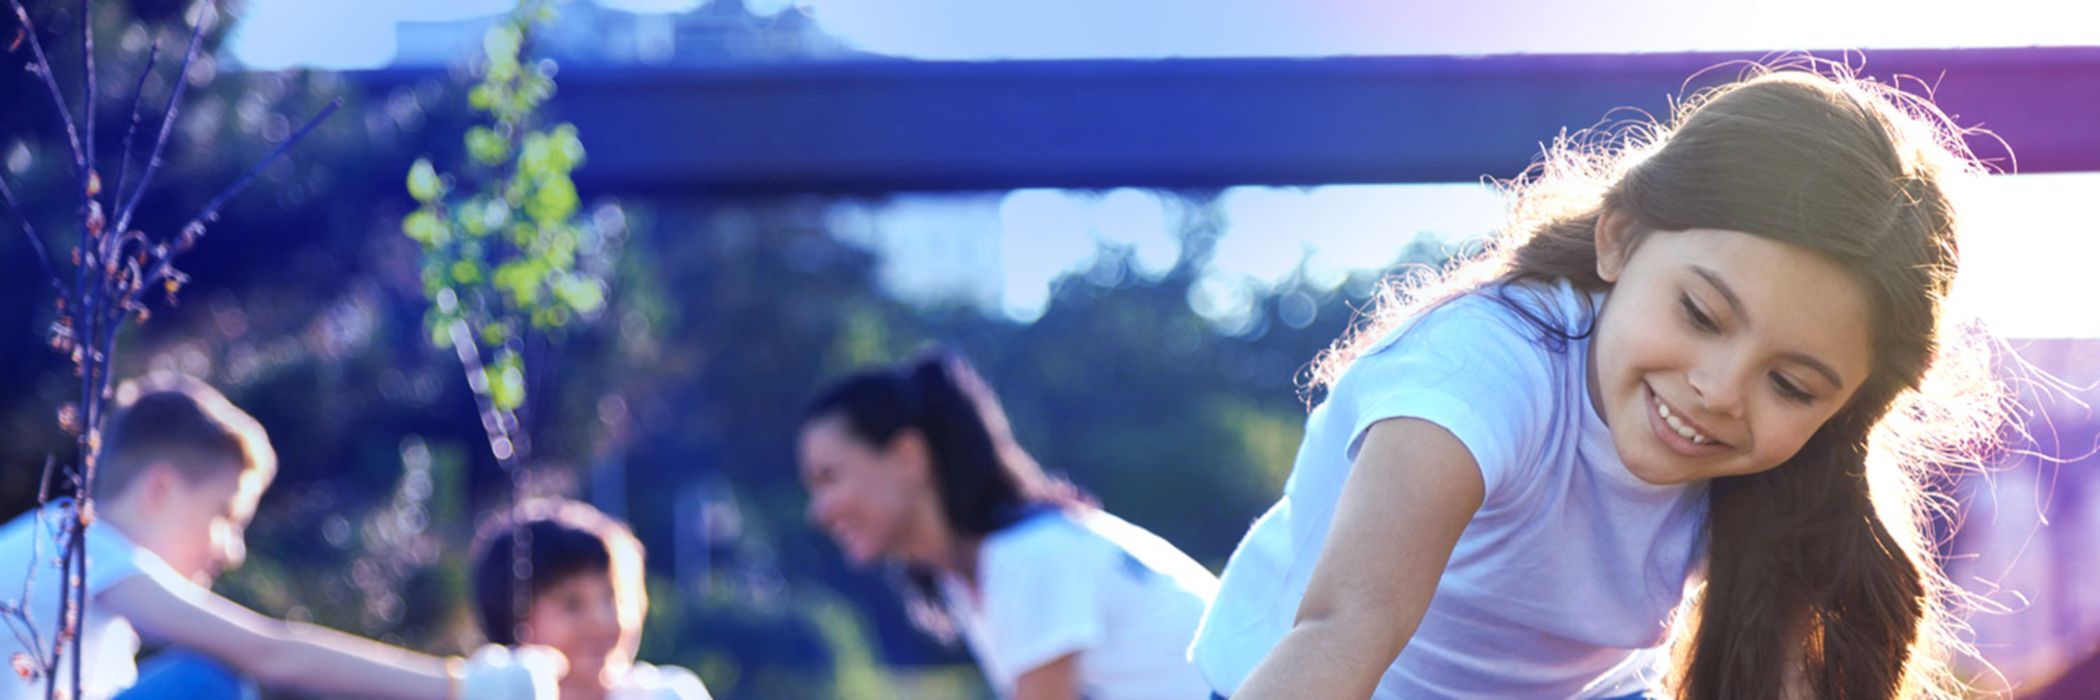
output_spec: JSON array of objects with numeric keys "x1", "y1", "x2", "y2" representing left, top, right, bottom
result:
[
  {"x1": 1690, "y1": 265, "x2": 1747, "y2": 322},
  {"x1": 1691, "y1": 264, "x2": 1848, "y2": 391},
  {"x1": 1780, "y1": 351, "x2": 1848, "y2": 391}
]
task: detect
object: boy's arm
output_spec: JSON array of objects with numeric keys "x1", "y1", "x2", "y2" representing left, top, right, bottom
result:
[
  {"x1": 1229, "y1": 418, "x2": 1485, "y2": 700},
  {"x1": 101, "y1": 574, "x2": 544, "y2": 699}
]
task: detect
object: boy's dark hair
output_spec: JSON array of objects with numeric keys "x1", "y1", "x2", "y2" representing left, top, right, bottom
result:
[
  {"x1": 94, "y1": 373, "x2": 276, "y2": 500},
  {"x1": 470, "y1": 499, "x2": 646, "y2": 645}
]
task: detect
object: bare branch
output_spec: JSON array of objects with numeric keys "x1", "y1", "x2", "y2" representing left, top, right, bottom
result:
[
  {"x1": 0, "y1": 175, "x2": 63, "y2": 293},
  {"x1": 187, "y1": 98, "x2": 343, "y2": 230},
  {"x1": 63, "y1": 528, "x2": 83, "y2": 697},
  {"x1": 80, "y1": 0, "x2": 94, "y2": 204},
  {"x1": 111, "y1": 5, "x2": 209, "y2": 238},
  {"x1": 4, "y1": 0, "x2": 85, "y2": 180},
  {"x1": 42, "y1": 535, "x2": 74, "y2": 700},
  {"x1": 111, "y1": 40, "x2": 159, "y2": 214}
]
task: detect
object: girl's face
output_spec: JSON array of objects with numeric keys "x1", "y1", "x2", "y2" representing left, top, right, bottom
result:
[
  {"x1": 1589, "y1": 220, "x2": 1875, "y2": 486},
  {"x1": 798, "y1": 415, "x2": 936, "y2": 566},
  {"x1": 522, "y1": 570, "x2": 630, "y2": 686}
]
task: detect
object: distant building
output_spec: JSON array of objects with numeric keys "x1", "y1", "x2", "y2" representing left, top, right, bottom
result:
[{"x1": 391, "y1": 0, "x2": 873, "y2": 68}]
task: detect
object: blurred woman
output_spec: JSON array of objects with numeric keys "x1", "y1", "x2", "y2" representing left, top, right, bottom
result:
[{"x1": 798, "y1": 350, "x2": 1217, "y2": 700}]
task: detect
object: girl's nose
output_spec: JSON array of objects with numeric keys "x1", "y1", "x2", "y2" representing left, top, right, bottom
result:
[
  {"x1": 1688, "y1": 360, "x2": 1747, "y2": 416},
  {"x1": 807, "y1": 492, "x2": 839, "y2": 530}
]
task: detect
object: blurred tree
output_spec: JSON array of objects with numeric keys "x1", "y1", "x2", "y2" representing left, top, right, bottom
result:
[{"x1": 398, "y1": 0, "x2": 617, "y2": 649}]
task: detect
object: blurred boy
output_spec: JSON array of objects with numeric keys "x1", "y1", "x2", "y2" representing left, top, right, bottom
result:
[
  {"x1": 0, "y1": 373, "x2": 561, "y2": 699},
  {"x1": 471, "y1": 499, "x2": 710, "y2": 700}
]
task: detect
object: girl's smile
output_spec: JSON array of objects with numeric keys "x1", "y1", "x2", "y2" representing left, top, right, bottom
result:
[{"x1": 1644, "y1": 382, "x2": 1730, "y2": 457}]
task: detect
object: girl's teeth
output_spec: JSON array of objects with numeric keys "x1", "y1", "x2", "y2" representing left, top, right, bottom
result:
[{"x1": 1657, "y1": 400, "x2": 1711, "y2": 444}]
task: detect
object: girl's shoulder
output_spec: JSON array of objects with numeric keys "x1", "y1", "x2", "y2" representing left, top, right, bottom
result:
[
  {"x1": 982, "y1": 507, "x2": 1164, "y2": 577},
  {"x1": 1369, "y1": 280, "x2": 1592, "y2": 354},
  {"x1": 1346, "y1": 280, "x2": 1593, "y2": 392},
  {"x1": 986, "y1": 506, "x2": 1104, "y2": 557}
]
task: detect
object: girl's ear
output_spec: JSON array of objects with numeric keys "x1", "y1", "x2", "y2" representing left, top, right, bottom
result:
[
  {"x1": 886, "y1": 428, "x2": 935, "y2": 484},
  {"x1": 1594, "y1": 205, "x2": 1638, "y2": 283}
]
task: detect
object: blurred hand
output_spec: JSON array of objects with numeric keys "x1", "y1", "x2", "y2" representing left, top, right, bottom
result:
[{"x1": 460, "y1": 644, "x2": 567, "y2": 699}]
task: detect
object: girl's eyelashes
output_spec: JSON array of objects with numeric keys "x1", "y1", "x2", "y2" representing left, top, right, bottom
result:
[
  {"x1": 1673, "y1": 289, "x2": 1820, "y2": 404},
  {"x1": 1770, "y1": 372, "x2": 1814, "y2": 404},
  {"x1": 1679, "y1": 295, "x2": 1718, "y2": 332}
]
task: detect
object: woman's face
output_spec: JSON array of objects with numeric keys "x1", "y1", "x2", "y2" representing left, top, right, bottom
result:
[
  {"x1": 1589, "y1": 220, "x2": 1876, "y2": 486},
  {"x1": 798, "y1": 414, "x2": 936, "y2": 566}
]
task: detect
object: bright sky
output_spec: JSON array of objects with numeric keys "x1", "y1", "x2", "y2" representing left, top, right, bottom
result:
[
  {"x1": 229, "y1": 0, "x2": 2100, "y2": 68},
  {"x1": 226, "y1": 0, "x2": 2100, "y2": 338},
  {"x1": 838, "y1": 178, "x2": 2099, "y2": 338}
]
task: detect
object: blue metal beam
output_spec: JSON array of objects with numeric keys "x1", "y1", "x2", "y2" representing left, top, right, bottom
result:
[{"x1": 368, "y1": 48, "x2": 2100, "y2": 194}]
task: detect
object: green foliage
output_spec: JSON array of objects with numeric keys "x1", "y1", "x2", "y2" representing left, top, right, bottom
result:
[{"x1": 402, "y1": 0, "x2": 611, "y2": 414}]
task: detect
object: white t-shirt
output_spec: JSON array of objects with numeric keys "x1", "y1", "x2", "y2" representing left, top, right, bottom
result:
[
  {"x1": 1188, "y1": 281, "x2": 1711, "y2": 699},
  {"x1": 0, "y1": 501, "x2": 198, "y2": 700},
  {"x1": 939, "y1": 508, "x2": 1217, "y2": 700},
  {"x1": 608, "y1": 660, "x2": 712, "y2": 700}
]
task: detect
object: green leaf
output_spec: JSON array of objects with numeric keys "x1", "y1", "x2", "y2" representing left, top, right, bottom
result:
[
  {"x1": 487, "y1": 352, "x2": 525, "y2": 413},
  {"x1": 466, "y1": 127, "x2": 509, "y2": 166},
  {"x1": 481, "y1": 321, "x2": 511, "y2": 348},
  {"x1": 450, "y1": 259, "x2": 484, "y2": 285},
  {"x1": 528, "y1": 175, "x2": 579, "y2": 224},
  {"x1": 508, "y1": 221, "x2": 540, "y2": 249},
  {"x1": 494, "y1": 259, "x2": 546, "y2": 307},
  {"x1": 407, "y1": 159, "x2": 442, "y2": 202},
  {"x1": 518, "y1": 133, "x2": 551, "y2": 178},
  {"x1": 402, "y1": 209, "x2": 447, "y2": 246},
  {"x1": 429, "y1": 321, "x2": 452, "y2": 349},
  {"x1": 554, "y1": 275, "x2": 605, "y2": 315},
  {"x1": 552, "y1": 124, "x2": 585, "y2": 167}
]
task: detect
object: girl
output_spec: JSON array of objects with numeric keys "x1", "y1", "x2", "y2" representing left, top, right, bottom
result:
[
  {"x1": 1188, "y1": 67, "x2": 2007, "y2": 699},
  {"x1": 470, "y1": 499, "x2": 712, "y2": 700},
  {"x1": 797, "y1": 351, "x2": 1220, "y2": 700}
]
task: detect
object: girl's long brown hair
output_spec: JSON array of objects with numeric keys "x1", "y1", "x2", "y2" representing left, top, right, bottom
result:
[{"x1": 1308, "y1": 63, "x2": 2012, "y2": 699}]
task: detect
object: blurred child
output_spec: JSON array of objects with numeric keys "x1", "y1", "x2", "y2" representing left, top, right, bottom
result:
[
  {"x1": 470, "y1": 498, "x2": 710, "y2": 700},
  {"x1": 0, "y1": 373, "x2": 561, "y2": 699}
]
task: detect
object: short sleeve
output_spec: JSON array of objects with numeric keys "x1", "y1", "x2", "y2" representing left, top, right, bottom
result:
[
  {"x1": 1333, "y1": 294, "x2": 1564, "y2": 504},
  {"x1": 975, "y1": 524, "x2": 1105, "y2": 682},
  {"x1": 609, "y1": 662, "x2": 713, "y2": 700}
]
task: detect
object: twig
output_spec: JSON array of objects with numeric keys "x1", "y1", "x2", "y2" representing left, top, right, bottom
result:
[
  {"x1": 80, "y1": 0, "x2": 95, "y2": 205},
  {"x1": 111, "y1": 40, "x2": 159, "y2": 215},
  {"x1": 42, "y1": 534, "x2": 75, "y2": 700},
  {"x1": 136, "y1": 98, "x2": 343, "y2": 294},
  {"x1": 3, "y1": 0, "x2": 85, "y2": 181},
  {"x1": 110, "y1": 6, "x2": 208, "y2": 239},
  {"x1": 188, "y1": 99, "x2": 343, "y2": 228},
  {"x1": 0, "y1": 176, "x2": 63, "y2": 293}
]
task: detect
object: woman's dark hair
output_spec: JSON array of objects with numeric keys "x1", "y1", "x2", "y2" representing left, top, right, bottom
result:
[
  {"x1": 801, "y1": 349, "x2": 1089, "y2": 640},
  {"x1": 470, "y1": 498, "x2": 647, "y2": 647},
  {"x1": 1310, "y1": 65, "x2": 2010, "y2": 699}
]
